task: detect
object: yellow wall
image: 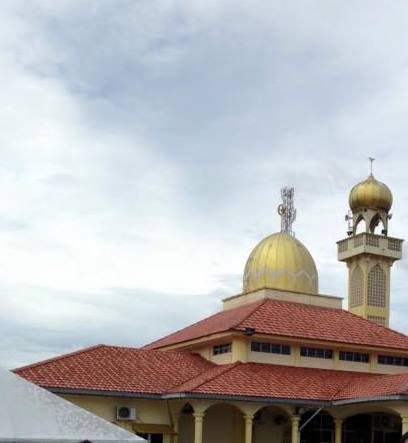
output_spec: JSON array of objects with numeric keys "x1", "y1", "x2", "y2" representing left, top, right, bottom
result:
[
  {"x1": 223, "y1": 288, "x2": 343, "y2": 311},
  {"x1": 192, "y1": 337, "x2": 408, "y2": 375},
  {"x1": 62, "y1": 394, "x2": 172, "y2": 433},
  {"x1": 58, "y1": 393, "x2": 408, "y2": 443}
]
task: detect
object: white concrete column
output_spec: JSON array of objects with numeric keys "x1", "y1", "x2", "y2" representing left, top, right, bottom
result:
[
  {"x1": 401, "y1": 415, "x2": 408, "y2": 435},
  {"x1": 291, "y1": 415, "x2": 300, "y2": 443},
  {"x1": 334, "y1": 418, "x2": 344, "y2": 443},
  {"x1": 193, "y1": 412, "x2": 205, "y2": 443},
  {"x1": 244, "y1": 414, "x2": 253, "y2": 443}
]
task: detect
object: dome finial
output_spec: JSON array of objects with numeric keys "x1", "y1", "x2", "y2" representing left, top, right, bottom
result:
[
  {"x1": 277, "y1": 186, "x2": 296, "y2": 236},
  {"x1": 369, "y1": 156, "x2": 375, "y2": 176}
]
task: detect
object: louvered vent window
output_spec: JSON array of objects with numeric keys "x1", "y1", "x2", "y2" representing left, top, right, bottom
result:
[
  {"x1": 368, "y1": 265, "x2": 386, "y2": 307},
  {"x1": 350, "y1": 266, "x2": 363, "y2": 308},
  {"x1": 367, "y1": 315, "x2": 386, "y2": 326}
]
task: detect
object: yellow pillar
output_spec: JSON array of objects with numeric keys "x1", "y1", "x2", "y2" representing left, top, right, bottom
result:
[
  {"x1": 334, "y1": 418, "x2": 344, "y2": 443},
  {"x1": 291, "y1": 415, "x2": 300, "y2": 443},
  {"x1": 172, "y1": 413, "x2": 180, "y2": 443},
  {"x1": 402, "y1": 415, "x2": 408, "y2": 435},
  {"x1": 194, "y1": 412, "x2": 205, "y2": 443},
  {"x1": 244, "y1": 414, "x2": 253, "y2": 443}
]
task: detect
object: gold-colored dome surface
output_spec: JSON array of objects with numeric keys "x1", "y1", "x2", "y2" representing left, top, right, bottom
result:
[
  {"x1": 349, "y1": 174, "x2": 392, "y2": 212},
  {"x1": 243, "y1": 232, "x2": 318, "y2": 294}
]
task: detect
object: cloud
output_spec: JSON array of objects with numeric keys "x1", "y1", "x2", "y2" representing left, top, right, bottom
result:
[{"x1": 0, "y1": 0, "x2": 407, "y2": 367}]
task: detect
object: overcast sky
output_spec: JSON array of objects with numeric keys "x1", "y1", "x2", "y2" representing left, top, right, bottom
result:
[{"x1": 1, "y1": 0, "x2": 408, "y2": 368}]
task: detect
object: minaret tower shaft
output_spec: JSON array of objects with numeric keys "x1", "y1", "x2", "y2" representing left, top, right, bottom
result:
[{"x1": 337, "y1": 160, "x2": 403, "y2": 327}]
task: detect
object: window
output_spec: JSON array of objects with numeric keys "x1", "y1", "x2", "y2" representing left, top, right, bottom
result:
[
  {"x1": 213, "y1": 343, "x2": 232, "y2": 355},
  {"x1": 251, "y1": 341, "x2": 291, "y2": 355},
  {"x1": 300, "y1": 347, "x2": 333, "y2": 359},
  {"x1": 368, "y1": 264, "x2": 386, "y2": 308},
  {"x1": 378, "y1": 355, "x2": 408, "y2": 367},
  {"x1": 136, "y1": 434, "x2": 163, "y2": 443},
  {"x1": 339, "y1": 351, "x2": 370, "y2": 363},
  {"x1": 350, "y1": 266, "x2": 363, "y2": 308}
]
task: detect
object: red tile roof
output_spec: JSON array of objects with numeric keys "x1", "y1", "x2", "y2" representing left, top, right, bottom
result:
[
  {"x1": 15, "y1": 345, "x2": 215, "y2": 395},
  {"x1": 336, "y1": 372, "x2": 408, "y2": 400},
  {"x1": 172, "y1": 363, "x2": 369, "y2": 401},
  {"x1": 15, "y1": 345, "x2": 408, "y2": 403},
  {"x1": 144, "y1": 299, "x2": 408, "y2": 351},
  {"x1": 172, "y1": 362, "x2": 408, "y2": 402}
]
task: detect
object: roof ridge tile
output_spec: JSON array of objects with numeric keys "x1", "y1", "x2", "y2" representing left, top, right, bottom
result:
[
  {"x1": 232, "y1": 299, "x2": 269, "y2": 329},
  {"x1": 170, "y1": 362, "x2": 242, "y2": 394}
]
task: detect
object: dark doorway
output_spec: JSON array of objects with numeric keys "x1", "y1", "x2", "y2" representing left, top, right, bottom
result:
[
  {"x1": 344, "y1": 414, "x2": 401, "y2": 443},
  {"x1": 300, "y1": 411, "x2": 334, "y2": 443}
]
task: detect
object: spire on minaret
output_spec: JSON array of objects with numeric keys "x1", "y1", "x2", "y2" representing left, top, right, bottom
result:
[{"x1": 369, "y1": 156, "x2": 375, "y2": 176}]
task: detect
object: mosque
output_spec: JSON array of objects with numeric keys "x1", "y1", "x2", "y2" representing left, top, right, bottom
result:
[{"x1": 16, "y1": 169, "x2": 408, "y2": 443}]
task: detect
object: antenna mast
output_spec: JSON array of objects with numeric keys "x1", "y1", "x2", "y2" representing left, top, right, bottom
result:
[{"x1": 278, "y1": 186, "x2": 296, "y2": 236}]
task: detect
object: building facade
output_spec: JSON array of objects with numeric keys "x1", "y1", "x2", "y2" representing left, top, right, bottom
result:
[{"x1": 16, "y1": 173, "x2": 408, "y2": 443}]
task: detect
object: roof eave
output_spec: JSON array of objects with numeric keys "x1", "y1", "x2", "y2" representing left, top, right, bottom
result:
[
  {"x1": 332, "y1": 394, "x2": 408, "y2": 406},
  {"x1": 162, "y1": 392, "x2": 329, "y2": 407},
  {"x1": 48, "y1": 387, "x2": 164, "y2": 400}
]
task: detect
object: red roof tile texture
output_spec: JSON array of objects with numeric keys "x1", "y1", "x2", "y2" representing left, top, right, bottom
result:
[
  {"x1": 15, "y1": 345, "x2": 408, "y2": 403},
  {"x1": 15, "y1": 345, "x2": 215, "y2": 395},
  {"x1": 336, "y1": 372, "x2": 408, "y2": 400},
  {"x1": 144, "y1": 299, "x2": 408, "y2": 351}
]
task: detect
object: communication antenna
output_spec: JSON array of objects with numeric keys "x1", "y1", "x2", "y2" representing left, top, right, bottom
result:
[
  {"x1": 278, "y1": 186, "x2": 296, "y2": 236},
  {"x1": 345, "y1": 210, "x2": 353, "y2": 236},
  {"x1": 369, "y1": 157, "x2": 375, "y2": 175}
]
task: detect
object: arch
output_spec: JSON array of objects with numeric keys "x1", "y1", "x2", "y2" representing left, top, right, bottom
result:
[
  {"x1": 369, "y1": 213, "x2": 386, "y2": 234},
  {"x1": 368, "y1": 264, "x2": 387, "y2": 308},
  {"x1": 202, "y1": 403, "x2": 244, "y2": 443},
  {"x1": 252, "y1": 405, "x2": 291, "y2": 443},
  {"x1": 252, "y1": 403, "x2": 293, "y2": 417},
  {"x1": 350, "y1": 266, "x2": 363, "y2": 308},
  {"x1": 354, "y1": 214, "x2": 366, "y2": 235}
]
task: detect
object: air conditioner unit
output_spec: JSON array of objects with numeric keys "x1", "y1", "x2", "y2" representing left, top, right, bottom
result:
[{"x1": 116, "y1": 406, "x2": 137, "y2": 421}]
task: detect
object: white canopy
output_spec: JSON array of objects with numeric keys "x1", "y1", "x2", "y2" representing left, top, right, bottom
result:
[{"x1": 0, "y1": 366, "x2": 144, "y2": 443}]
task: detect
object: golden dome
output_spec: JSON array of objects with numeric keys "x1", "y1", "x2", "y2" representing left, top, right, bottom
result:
[
  {"x1": 243, "y1": 232, "x2": 318, "y2": 294},
  {"x1": 349, "y1": 174, "x2": 393, "y2": 212}
]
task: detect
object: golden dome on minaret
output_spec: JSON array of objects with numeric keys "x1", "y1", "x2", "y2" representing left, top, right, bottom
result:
[
  {"x1": 243, "y1": 187, "x2": 319, "y2": 295},
  {"x1": 349, "y1": 174, "x2": 393, "y2": 212}
]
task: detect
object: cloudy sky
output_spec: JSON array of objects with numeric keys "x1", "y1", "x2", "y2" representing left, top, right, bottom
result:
[{"x1": 1, "y1": 0, "x2": 408, "y2": 368}]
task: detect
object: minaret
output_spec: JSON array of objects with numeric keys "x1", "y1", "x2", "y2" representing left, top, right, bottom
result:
[{"x1": 337, "y1": 160, "x2": 403, "y2": 327}]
